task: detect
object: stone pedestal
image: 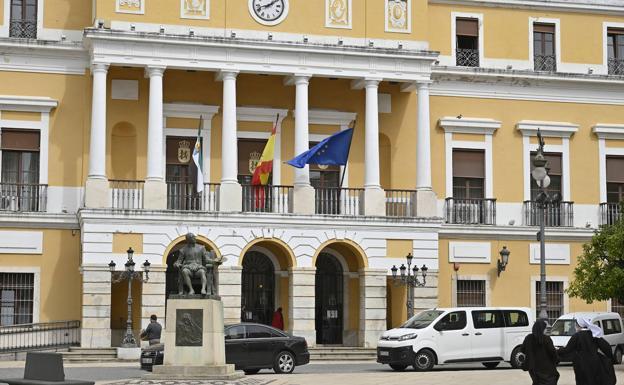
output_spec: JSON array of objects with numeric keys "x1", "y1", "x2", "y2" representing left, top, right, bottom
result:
[
  {"x1": 364, "y1": 187, "x2": 385, "y2": 216},
  {"x1": 293, "y1": 185, "x2": 315, "y2": 215},
  {"x1": 415, "y1": 189, "x2": 438, "y2": 218},
  {"x1": 144, "y1": 298, "x2": 243, "y2": 380},
  {"x1": 219, "y1": 182, "x2": 242, "y2": 212},
  {"x1": 143, "y1": 180, "x2": 167, "y2": 210},
  {"x1": 85, "y1": 178, "x2": 110, "y2": 208}
]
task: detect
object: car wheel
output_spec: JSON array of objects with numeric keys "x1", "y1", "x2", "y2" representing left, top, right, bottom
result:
[
  {"x1": 389, "y1": 364, "x2": 408, "y2": 371},
  {"x1": 482, "y1": 362, "x2": 500, "y2": 369},
  {"x1": 413, "y1": 349, "x2": 435, "y2": 371},
  {"x1": 510, "y1": 346, "x2": 525, "y2": 369},
  {"x1": 274, "y1": 351, "x2": 296, "y2": 374},
  {"x1": 614, "y1": 348, "x2": 623, "y2": 365},
  {"x1": 243, "y1": 369, "x2": 261, "y2": 375}
]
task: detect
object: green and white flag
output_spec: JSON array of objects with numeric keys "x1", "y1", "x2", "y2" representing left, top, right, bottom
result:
[{"x1": 190, "y1": 117, "x2": 204, "y2": 193}]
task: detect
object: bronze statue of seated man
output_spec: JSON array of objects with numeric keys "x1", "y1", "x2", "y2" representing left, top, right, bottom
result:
[{"x1": 174, "y1": 233, "x2": 221, "y2": 296}]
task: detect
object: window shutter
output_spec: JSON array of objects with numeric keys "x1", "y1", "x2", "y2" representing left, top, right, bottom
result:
[
  {"x1": 453, "y1": 149, "x2": 485, "y2": 178},
  {"x1": 456, "y1": 18, "x2": 478, "y2": 37},
  {"x1": 534, "y1": 23, "x2": 555, "y2": 34},
  {"x1": 0, "y1": 129, "x2": 39, "y2": 151},
  {"x1": 544, "y1": 153, "x2": 562, "y2": 175},
  {"x1": 607, "y1": 156, "x2": 624, "y2": 183}
]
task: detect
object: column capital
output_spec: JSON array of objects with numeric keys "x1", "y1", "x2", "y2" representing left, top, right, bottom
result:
[
  {"x1": 284, "y1": 74, "x2": 312, "y2": 86},
  {"x1": 215, "y1": 70, "x2": 239, "y2": 82},
  {"x1": 416, "y1": 80, "x2": 433, "y2": 90},
  {"x1": 145, "y1": 65, "x2": 166, "y2": 78},
  {"x1": 90, "y1": 63, "x2": 109, "y2": 74},
  {"x1": 350, "y1": 77, "x2": 382, "y2": 90}
]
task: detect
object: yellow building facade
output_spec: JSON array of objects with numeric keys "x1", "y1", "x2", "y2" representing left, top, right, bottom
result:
[{"x1": 0, "y1": 0, "x2": 623, "y2": 349}]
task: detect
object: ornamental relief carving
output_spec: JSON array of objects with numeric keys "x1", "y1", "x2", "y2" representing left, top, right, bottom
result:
[
  {"x1": 181, "y1": 0, "x2": 210, "y2": 20},
  {"x1": 386, "y1": 0, "x2": 410, "y2": 33},
  {"x1": 326, "y1": 0, "x2": 351, "y2": 29},
  {"x1": 116, "y1": 0, "x2": 144, "y2": 14}
]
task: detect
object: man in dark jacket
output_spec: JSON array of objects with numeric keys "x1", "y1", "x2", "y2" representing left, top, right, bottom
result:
[
  {"x1": 140, "y1": 314, "x2": 162, "y2": 345},
  {"x1": 522, "y1": 319, "x2": 560, "y2": 385}
]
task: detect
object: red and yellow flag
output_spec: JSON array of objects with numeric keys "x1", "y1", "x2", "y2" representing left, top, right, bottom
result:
[{"x1": 251, "y1": 116, "x2": 278, "y2": 186}]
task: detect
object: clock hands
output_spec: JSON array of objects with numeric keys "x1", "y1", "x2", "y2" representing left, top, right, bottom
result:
[{"x1": 259, "y1": 0, "x2": 280, "y2": 11}]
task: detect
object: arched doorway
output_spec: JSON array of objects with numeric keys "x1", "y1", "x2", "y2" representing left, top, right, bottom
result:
[
  {"x1": 315, "y1": 252, "x2": 344, "y2": 345},
  {"x1": 165, "y1": 238, "x2": 217, "y2": 299},
  {"x1": 241, "y1": 251, "x2": 275, "y2": 325}
]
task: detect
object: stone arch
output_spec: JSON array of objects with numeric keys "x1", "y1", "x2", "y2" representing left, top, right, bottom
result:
[
  {"x1": 312, "y1": 239, "x2": 368, "y2": 272},
  {"x1": 162, "y1": 234, "x2": 221, "y2": 265},
  {"x1": 239, "y1": 238, "x2": 297, "y2": 270}
]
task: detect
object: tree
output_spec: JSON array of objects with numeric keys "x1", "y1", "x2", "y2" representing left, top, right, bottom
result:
[{"x1": 568, "y1": 209, "x2": 624, "y2": 303}]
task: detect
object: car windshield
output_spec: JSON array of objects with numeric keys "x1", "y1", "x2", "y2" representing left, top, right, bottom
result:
[
  {"x1": 400, "y1": 310, "x2": 444, "y2": 329},
  {"x1": 550, "y1": 319, "x2": 578, "y2": 336}
]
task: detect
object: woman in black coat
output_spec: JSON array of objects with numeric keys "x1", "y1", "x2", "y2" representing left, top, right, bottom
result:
[
  {"x1": 522, "y1": 319, "x2": 560, "y2": 385},
  {"x1": 557, "y1": 317, "x2": 616, "y2": 385}
]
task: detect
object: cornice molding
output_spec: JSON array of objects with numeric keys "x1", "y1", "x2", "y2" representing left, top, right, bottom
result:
[
  {"x1": 429, "y1": 0, "x2": 624, "y2": 15},
  {"x1": 237, "y1": 107, "x2": 289, "y2": 123},
  {"x1": 309, "y1": 110, "x2": 357, "y2": 126},
  {"x1": 0, "y1": 95, "x2": 58, "y2": 112},
  {"x1": 163, "y1": 103, "x2": 219, "y2": 120},
  {"x1": 439, "y1": 117, "x2": 501, "y2": 135},
  {"x1": 593, "y1": 124, "x2": 624, "y2": 140},
  {"x1": 516, "y1": 120, "x2": 579, "y2": 138}
]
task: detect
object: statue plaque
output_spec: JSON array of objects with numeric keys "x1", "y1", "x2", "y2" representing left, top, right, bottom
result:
[{"x1": 175, "y1": 309, "x2": 203, "y2": 347}]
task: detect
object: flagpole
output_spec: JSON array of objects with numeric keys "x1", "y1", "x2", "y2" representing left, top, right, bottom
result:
[{"x1": 339, "y1": 120, "x2": 356, "y2": 190}]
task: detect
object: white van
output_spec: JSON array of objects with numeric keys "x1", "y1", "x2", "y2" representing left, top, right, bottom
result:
[
  {"x1": 549, "y1": 312, "x2": 624, "y2": 364},
  {"x1": 377, "y1": 307, "x2": 533, "y2": 371}
]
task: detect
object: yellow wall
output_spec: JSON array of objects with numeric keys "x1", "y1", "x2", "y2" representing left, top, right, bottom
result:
[
  {"x1": 112, "y1": 233, "x2": 144, "y2": 254},
  {"x1": 387, "y1": 278, "x2": 408, "y2": 328},
  {"x1": 1, "y1": 111, "x2": 42, "y2": 121},
  {"x1": 0, "y1": 229, "x2": 81, "y2": 322},
  {"x1": 348, "y1": 277, "x2": 359, "y2": 331},
  {"x1": 44, "y1": 0, "x2": 93, "y2": 30},
  {"x1": 110, "y1": 275, "x2": 142, "y2": 346}
]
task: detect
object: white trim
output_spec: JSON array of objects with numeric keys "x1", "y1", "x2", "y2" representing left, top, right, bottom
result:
[
  {"x1": 516, "y1": 120, "x2": 578, "y2": 138},
  {"x1": 603, "y1": 22, "x2": 624, "y2": 75},
  {"x1": 237, "y1": 131, "x2": 270, "y2": 140},
  {"x1": 163, "y1": 103, "x2": 219, "y2": 120},
  {"x1": 593, "y1": 124, "x2": 624, "y2": 140},
  {"x1": 180, "y1": 0, "x2": 210, "y2": 20},
  {"x1": 116, "y1": 0, "x2": 145, "y2": 14},
  {"x1": 0, "y1": 96, "x2": 58, "y2": 113},
  {"x1": 452, "y1": 274, "x2": 491, "y2": 307},
  {"x1": 530, "y1": 275, "x2": 569, "y2": 320},
  {"x1": 430, "y1": 0, "x2": 624, "y2": 15},
  {"x1": 0, "y1": 266, "x2": 41, "y2": 323},
  {"x1": 248, "y1": 0, "x2": 290, "y2": 27},
  {"x1": 529, "y1": 17, "x2": 561, "y2": 73},
  {"x1": 439, "y1": 116, "x2": 500, "y2": 135},
  {"x1": 529, "y1": 243, "x2": 570, "y2": 265},
  {"x1": 448, "y1": 242, "x2": 491, "y2": 263},
  {"x1": 451, "y1": 12, "x2": 484, "y2": 68},
  {"x1": 0, "y1": 0, "x2": 8, "y2": 38},
  {"x1": 308, "y1": 109, "x2": 356, "y2": 126},
  {"x1": 325, "y1": 0, "x2": 352, "y2": 30},
  {"x1": 385, "y1": 0, "x2": 412, "y2": 34},
  {"x1": 594, "y1": 124, "x2": 624, "y2": 202},
  {"x1": 36, "y1": 0, "x2": 44, "y2": 40},
  {"x1": 599, "y1": 138, "x2": 607, "y2": 202},
  {"x1": 237, "y1": 107, "x2": 288, "y2": 123}
]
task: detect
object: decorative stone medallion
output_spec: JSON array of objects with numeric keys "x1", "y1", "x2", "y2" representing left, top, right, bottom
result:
[
  {"x1": 175, "y1": 309, "x2": 203, "y2": 347},
  {"x1": 385, "y1": 0, "x2": 410, "y2": 33},
  {"x1": 181, "y1": 0, "x2": 210, "y2": 20},
  {"x1": 326, "y1": 0, "x2": 351, "y2": 29},
  {"x1": 116, "y1": 0, "x2": 144, "y2": 14}
]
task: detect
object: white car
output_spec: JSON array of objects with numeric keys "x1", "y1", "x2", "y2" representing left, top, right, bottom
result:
[
  {"x1": 549, "y1": 312, "x2": 624, "y2": 364},
  {"x1": 377, "y1": 307, "x2": 533, "y2": 371}
]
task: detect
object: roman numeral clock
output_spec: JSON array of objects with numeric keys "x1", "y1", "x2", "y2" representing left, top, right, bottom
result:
[{"x1": 249, "y1": 0, "x2": 289, "y2": 26}]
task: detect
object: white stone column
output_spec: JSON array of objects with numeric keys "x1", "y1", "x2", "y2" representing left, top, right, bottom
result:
[
  {"x1": 85, "y1": 63, "x2": 111, "y2": 208},
  {"x1": 415, "y1": 81, "x2": 438, "y2": 217},
  {"x1": 359, "y1": 268, "x2": 387, "y2": 348},
  {"x1": 289, "y1": 268, "x2": 316, "y2": 346},
  {"x1": 218, "y1": 266, "x2": 242, "y2": 325},
  {"x1": 292, "y1": 75, "x2": 315, "y2": 214},
  {"x1": 144, "y1": 66, "x2": 167, "y2": 210},
  {"x1": 363, "y1": 79, "x2": 385, "y2": 216},
  {"x1": 81, "y1": 265, "x2": 112, "y2": 348},
  {"x1": 218, "y1": 71, "x2": 242, "y2": 212},
  {"x1": 140, "y1": 265, "x2": 166, "y2": 347}
]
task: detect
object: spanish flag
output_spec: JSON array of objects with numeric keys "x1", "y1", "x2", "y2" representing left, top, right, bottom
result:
[{"x1": 251, "y1": 115, "x2": 279, "y2": 186}]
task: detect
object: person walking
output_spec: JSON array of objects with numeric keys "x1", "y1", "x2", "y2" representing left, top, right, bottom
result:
[
  {"x1": 522, "y1": 319, "x2": 560, "y2": 385},
  {"x1": 557, "y1": 316, "x2": 616, "y2": 385},
  {"x1": 140, "y1": 314, "x2": 162, "y2": 345},
  {"x1": 271, "y1": 307, "x2": 284, "y2": 330}
]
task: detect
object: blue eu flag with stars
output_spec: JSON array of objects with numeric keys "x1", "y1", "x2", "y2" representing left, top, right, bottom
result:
[{"x1": 286, "y1": 128, "x2": 354, "y2": 168}]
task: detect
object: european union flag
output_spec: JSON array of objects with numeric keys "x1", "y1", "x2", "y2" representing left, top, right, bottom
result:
[{"x1": 287, "y1": 128, "x2": 354, "y2": 169}]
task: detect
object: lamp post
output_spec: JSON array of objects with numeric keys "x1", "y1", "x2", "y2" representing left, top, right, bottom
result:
[
  {"x1": 108, "y1": 247, "x2": 151, "y2": 348},
  {"x1": 530, "y1": 129, "x2": 561, "y2": 323},
  {"x1": 390, "y1": 253, "x2": 428, "y2": 319}
]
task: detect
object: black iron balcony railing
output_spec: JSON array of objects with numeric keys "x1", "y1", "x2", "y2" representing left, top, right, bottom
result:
[
  {"x1": 9, "y1": 19, "x2": 37, "y2": 39},
  {"x1": 110, "y1": 180, "x2": 144, "y2": 209},
  {"x1": 241, "y1": 185, "x2": 293, "y2": 214},
  {"x1": 523, "y1": 200, "x2": 574, "y2": 227},
  {"x1": 385, "y1": 190, "x2": 417, "y2": 217},
  {"x1": 167, "y1": 182, "x2": 219, "y2": 211},
  {"x1": 608, "y1": 58, "x2": 624, "y2": 75},
  {"x1": 0, "y1": 320, "x2": 81, "y2": 354},
  {"x1": 315, "y1": 187, "x2": 363, "y2": 216},
  {"x1": 0, "y1": 183, "x2": 47, "y2": 212},
  {"x1": 456, "y1": 48, "x2": 480, "y2": 67},
  {"x1": 599, "y1": 202, "x2": 622, "y2": 226},
  {"x1": 534, "y1": 54, "x2": 557, "y2": 72},
  {"x1": 444, "y1": 197, "x2": 496, "y2": 225}
]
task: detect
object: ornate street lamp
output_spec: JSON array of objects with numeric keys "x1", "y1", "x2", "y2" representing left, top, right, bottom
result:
[
  {"x1": 108, "y1": 247, "x2": 151, "y2": 348},
  {"x1": 390, "y1": 253, "x2": 428, "y2": 319},
  {"x1": 497, "y1": 246, "x2": 511, "y2": 277}
]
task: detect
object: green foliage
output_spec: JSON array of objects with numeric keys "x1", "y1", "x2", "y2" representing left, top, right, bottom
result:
[{"x1": 568, "y1": 215, "x2": 624, "y2": 303}]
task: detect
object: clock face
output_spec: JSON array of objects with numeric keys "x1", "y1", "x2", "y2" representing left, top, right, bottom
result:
[{"x1": 249, "y1": 0, "x2": 289, "y2": 26}]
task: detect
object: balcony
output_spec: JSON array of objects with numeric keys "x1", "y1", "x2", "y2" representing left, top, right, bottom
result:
[
  {"x1": 456, "y1": 48, "x2": 480, "y2": 67},
  {"x1": 9, "y1": 19, "x2": 37, "y2": 39},
  {"x1": 166, "y1": 182, "x2": 220, "y2": 211},
  {"x1": 608, "y1": 58, "x2": 624, "y2": 75},
  {"x1": 444, "y1": 198, "x2": 496, "y2": 225},
  {"x1": 599, "y1": 202, "x2": 622, "y2": 226},
  {"x1": 241, "y1": 185, "x2": 293, "y2": 214},
  {"x1": 385, "y1": 190, "x2": 417, "y2": 217},
  {"x1": 110, "y1": 180, "x2": 144, "y2": 209},
  {"x1": 315, "y1": 187, "x2": 363, "y2": 216},
  {"x1": 534, "y1": 54, "x2": 557, "y2": 72},
  {"x1": 0, "y1": 183, "x2": 47, "y2": 212},
  {"x1": 523, "y1": 201, "x2": 574, "y2": 227}
]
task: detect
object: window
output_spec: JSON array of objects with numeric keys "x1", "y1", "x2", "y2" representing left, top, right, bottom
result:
[
  {"x1": 1, "y1": 129, "x2": 41, "y2": 212},
  {"x1": 246, "y1": 325, "x2": 272, "y2": 339},
  {"x1": 602, "y1": 318, "x2": 622, "y2": 336},
  {"x1": 607, "y1": 28, "x2": 624, "y2": 75},
  {"x1": 612, "y1": 298, "x2": 624, "y2": 318},
  {"x1": 225, "y1": 325, "x2": 245, "y2": 340},
  {"x1": 435, "y1": 311, "x2": 467, "y2": 331},
  {"x1": 535, "y1": 281, "x2": 564, "y2": 325},
  {"x1": 456, "y1": 280, "x2": 486, "y2": 307},
  {"x1": 10, "y1": 0, "x2": 37, "y2": 39},
  {"x1": 456, "y1": 18, "x2": 479, "y2": 67},
  {"x1": 606, "y1": 157, "x2": 624, "y2": 204},
  {"x1": 533, "y1": 23, "x2": 556, "y2": 72},
  {"x1": 166, "y1": 136, "x2": 201, "y2": 210},
  {"x1": 472, "y1": 310, "x2": 504, "y2": 329},
  {"x1": 0, "y1": 273, "x2": 34, "y2": 326},
  {"x1": 453, "y1": 150, "x2": 485, "y2": 199},
  {"x1": 310, "y1": 141, "x2": 342, "y2": 214},
  {"x1": 530, "y1": 153, "x2": 562, "y2": 200},
  {"x1": 503, "y1": 310, "x2": 529, "y2": 327},
  {"x1": 527, "y1": 152, "x2": 571, "y2": 227}
]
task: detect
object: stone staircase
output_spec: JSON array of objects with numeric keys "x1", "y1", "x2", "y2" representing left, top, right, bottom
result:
[
  {"x1": 61, "y1": 347, "x2": 121, "y2": 363},
  {"x1": 308, "y1": 346, "x2": 377, "y2": 361}
]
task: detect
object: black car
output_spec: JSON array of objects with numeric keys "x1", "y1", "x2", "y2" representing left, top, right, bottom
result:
[{"x1": 140, "y1": 323, "x2": 310, "y2": 374}]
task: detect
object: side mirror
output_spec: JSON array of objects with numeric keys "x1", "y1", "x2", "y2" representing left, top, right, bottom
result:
[{"x1": 434, "y1": 322, "x2": 446, "y2": 332}]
